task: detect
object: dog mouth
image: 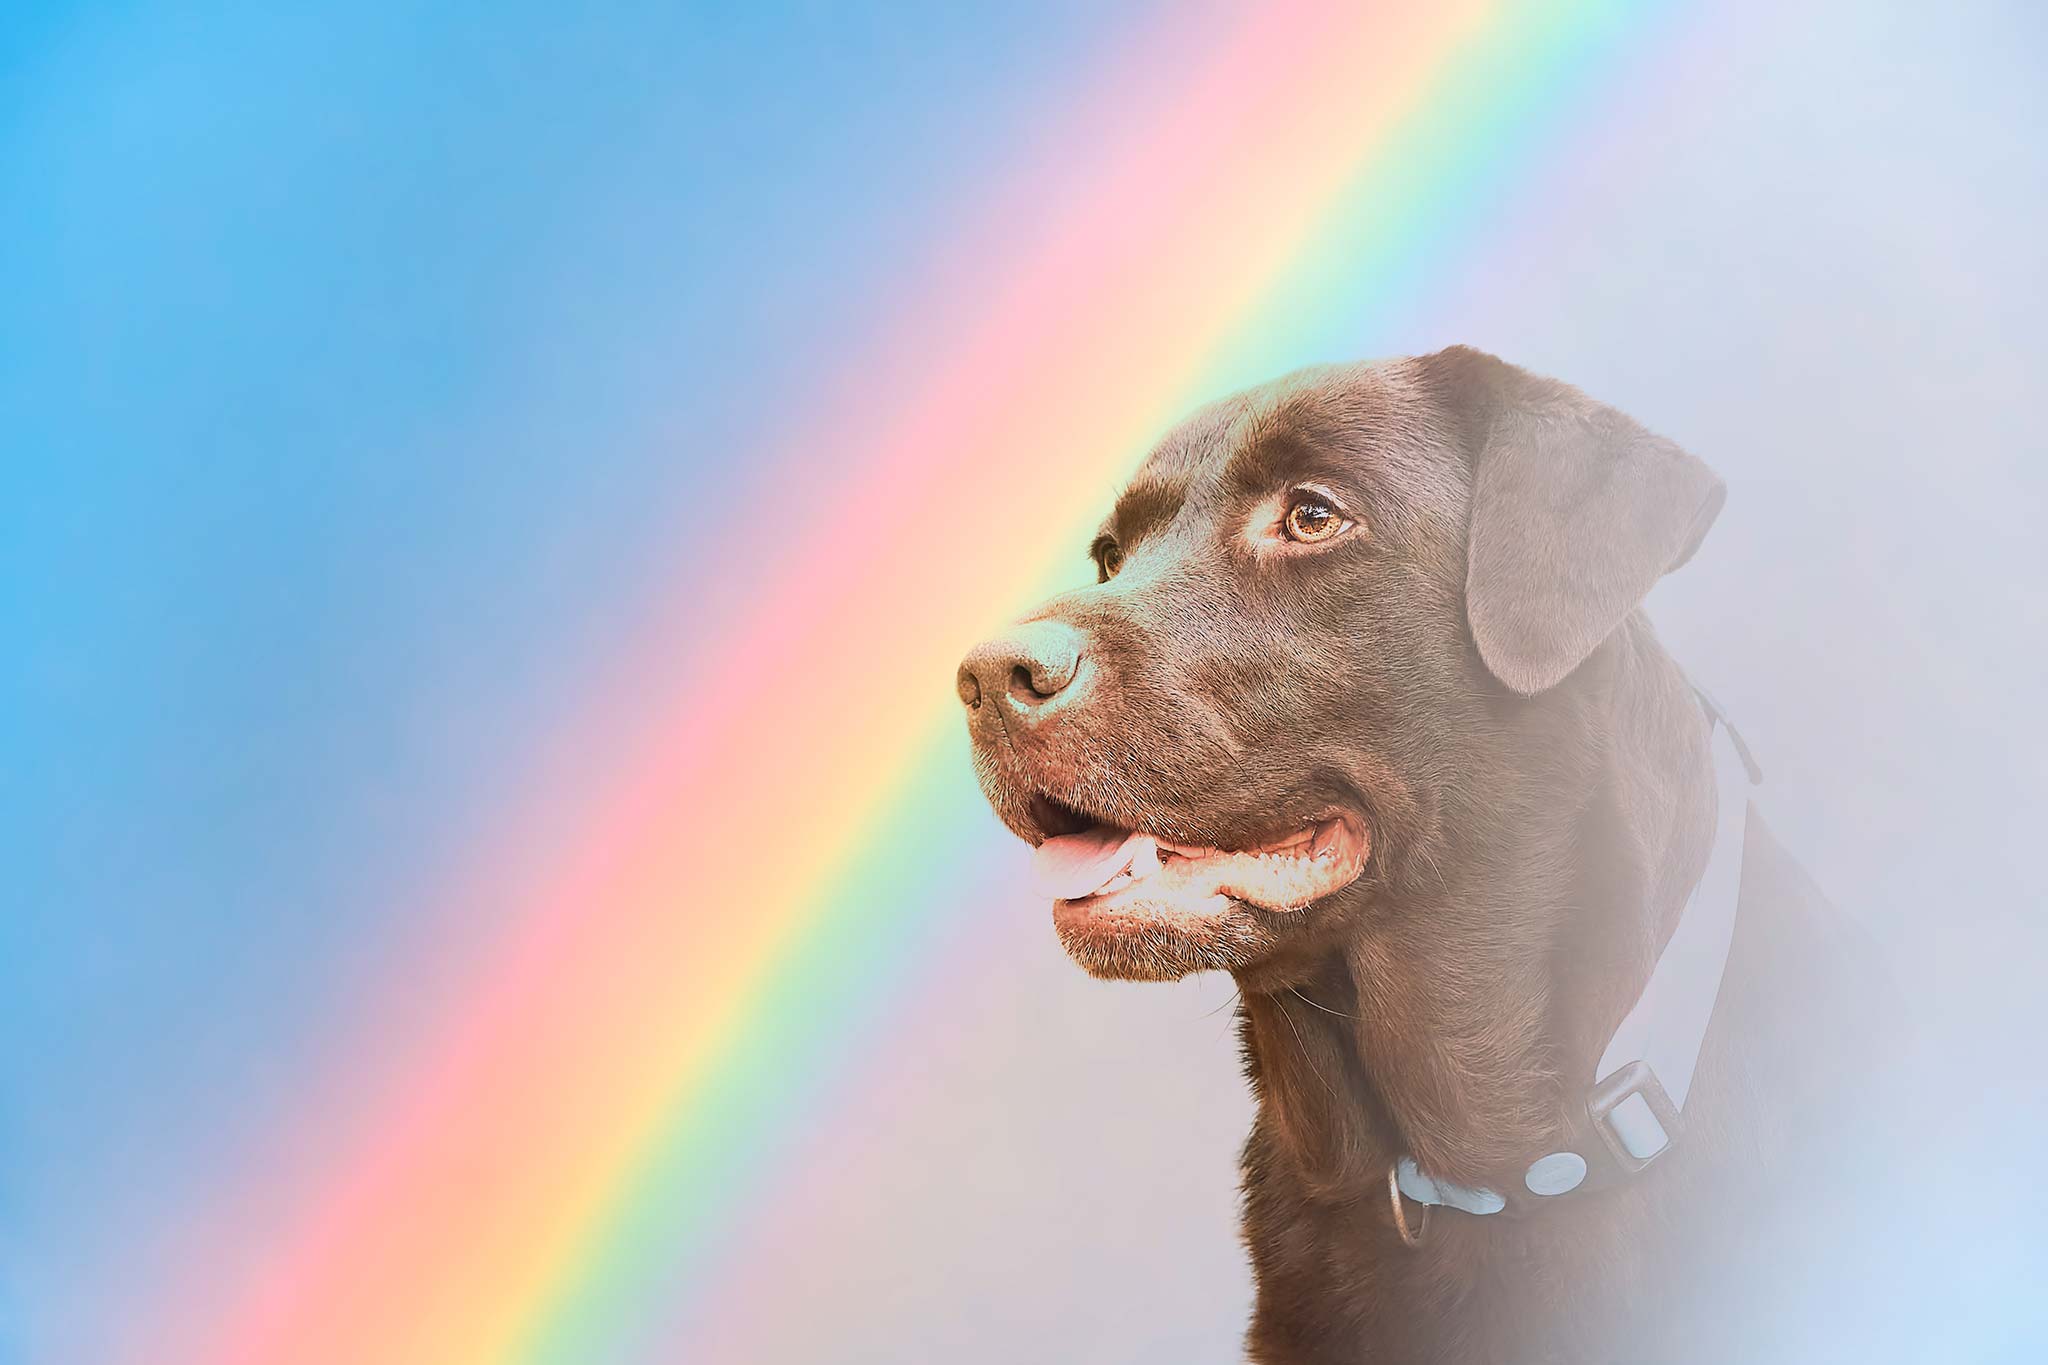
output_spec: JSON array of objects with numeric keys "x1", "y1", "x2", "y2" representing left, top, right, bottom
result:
[{"x1": 1025, "y1": 794, "x2": 1369, "y2": 920}]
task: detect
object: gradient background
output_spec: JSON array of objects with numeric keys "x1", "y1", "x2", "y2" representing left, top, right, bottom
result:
[{"x1": 4, "y1": 1, "x2": 2044, "y2": 1361}]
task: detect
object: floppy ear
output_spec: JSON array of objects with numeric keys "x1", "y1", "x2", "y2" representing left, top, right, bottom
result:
[{"x1": 1421, "y1": 346, "x2": 1725, "y2": 695}]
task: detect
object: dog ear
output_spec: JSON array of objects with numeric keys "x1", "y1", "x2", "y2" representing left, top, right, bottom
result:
[{"x1": 1420, "y1": 346, "x2": 1724, "y2": 695}]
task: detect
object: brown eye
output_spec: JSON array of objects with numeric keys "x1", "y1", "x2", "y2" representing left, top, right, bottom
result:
[
  {"x1": 1095, "y1": 541, "x2": 1125, "y2": 581},
  {"x1": 1284, "y1": 496, "x2": 1348, "y2": 544}
]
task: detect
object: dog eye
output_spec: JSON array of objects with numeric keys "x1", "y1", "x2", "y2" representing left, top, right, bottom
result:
[
  {"x1": 1283, "y1": 495, "x2": 1350, "y2": 545},
  {"x1": 1094, "y1": 539, "x2": 1125, "y2": 581}
]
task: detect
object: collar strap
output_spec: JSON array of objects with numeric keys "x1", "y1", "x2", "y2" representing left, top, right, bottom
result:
[{"x1": 1397, "y1": 688, "x2": 1760, "y2": 1220}]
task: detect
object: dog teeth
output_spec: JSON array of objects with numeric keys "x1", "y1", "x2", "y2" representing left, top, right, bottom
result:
[{"x1": 1085, "y1": 837, "x2": 1162, "y2": 898}]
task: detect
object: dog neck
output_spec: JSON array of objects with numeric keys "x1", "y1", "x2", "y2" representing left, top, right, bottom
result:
[{"x1": 1235, "y1": 617, "x2": 1718, "y2": 1198}]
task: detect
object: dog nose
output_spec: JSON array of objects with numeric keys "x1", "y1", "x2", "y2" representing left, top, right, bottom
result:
[{"x1": 957, "y1": 621, "x2": 1087, "y2": 718}]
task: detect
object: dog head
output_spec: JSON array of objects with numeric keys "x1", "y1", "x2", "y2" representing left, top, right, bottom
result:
[{"x1": 957, "y1": 346, "x2": 1722, "y2": 983}]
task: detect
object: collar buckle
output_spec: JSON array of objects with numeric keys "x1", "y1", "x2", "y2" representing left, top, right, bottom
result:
[{"x1": 1586, "y1": 1059, "x2": 1681, "y2": 1173}]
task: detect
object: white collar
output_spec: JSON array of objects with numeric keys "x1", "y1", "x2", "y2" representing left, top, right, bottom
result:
[{"x1": 1398, "y1": 687, "x2": 1761, "y2": 1217}]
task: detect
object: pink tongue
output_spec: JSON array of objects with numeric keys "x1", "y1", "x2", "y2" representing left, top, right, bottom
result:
[{"x1": 1032, "y1": 826, "x2": 1149, "y2": 900}]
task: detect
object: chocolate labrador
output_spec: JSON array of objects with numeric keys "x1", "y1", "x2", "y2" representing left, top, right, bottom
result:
[{"x1": 956, "y1": 348, "x2": 1908, "y2": 1362}]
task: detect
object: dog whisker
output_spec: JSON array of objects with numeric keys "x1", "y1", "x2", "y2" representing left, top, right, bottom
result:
[
  {"x1": 1286, "y1": 985, "x2": 1358, "y2": 1021},
  {"x1": 1274, "y1": 991, "x2": 1338, "y2": 1103}
]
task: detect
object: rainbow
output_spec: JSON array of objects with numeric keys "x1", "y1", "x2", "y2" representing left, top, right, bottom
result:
[{"x1": 158, "y1": 2, "x2": 1677, "y2": 1359}]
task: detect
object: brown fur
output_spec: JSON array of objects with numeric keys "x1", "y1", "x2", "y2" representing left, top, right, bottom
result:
[{"x1": 958, "y1": 347, "x2": 1907, "y2": 1362}]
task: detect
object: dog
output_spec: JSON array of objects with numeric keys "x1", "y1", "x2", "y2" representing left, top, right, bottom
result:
[{"x1": 956, "y1": 348, "x2": 1910, "y2": 1362}]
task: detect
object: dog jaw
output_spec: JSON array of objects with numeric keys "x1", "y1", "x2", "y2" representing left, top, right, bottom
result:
[{"x1": 1040, "y1": 816, "x2": 1369, "y2": 980}]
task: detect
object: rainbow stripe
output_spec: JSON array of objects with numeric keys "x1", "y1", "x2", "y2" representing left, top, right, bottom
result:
[{"x1": 155, "y1": 2, "x2": 1678, "y2": 1359}]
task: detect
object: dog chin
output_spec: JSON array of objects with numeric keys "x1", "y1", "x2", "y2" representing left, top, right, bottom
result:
[{"x1": 1050, "y1": 894, "x2": 1277, "y2": 981}]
